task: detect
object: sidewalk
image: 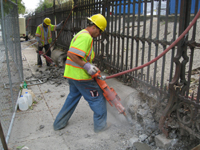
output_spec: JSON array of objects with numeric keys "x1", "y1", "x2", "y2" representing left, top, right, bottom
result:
[{"x1": 7, "y1": 41, "x2": 140, "y2": 150}]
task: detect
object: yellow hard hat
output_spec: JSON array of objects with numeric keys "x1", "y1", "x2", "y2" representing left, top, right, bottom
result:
[
  {"x1": 88, "y1": 14, "x2": 107, "y2": 32},
  {"x1": 43, "y1": 18, "x2": 51, "y2": 26}
]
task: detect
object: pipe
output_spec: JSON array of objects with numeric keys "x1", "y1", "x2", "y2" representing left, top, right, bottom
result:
[
  {"x1": 22, "y1": 41, "x2": 37, "y2": 50},
  {"x1": 105, "y1": 8, "x2": 200, "y2": 80},
  {"x1": 5, "y1": 92, "x2": 19, "y2": 143}
]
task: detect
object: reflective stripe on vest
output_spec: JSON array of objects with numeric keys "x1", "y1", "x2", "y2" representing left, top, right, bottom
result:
[
  {"x1": 66, "y1": 58, "x2": 81, "y2": 68},
  {"x1": 69, "y1": 46, "x2": 86, "y2": 57}
]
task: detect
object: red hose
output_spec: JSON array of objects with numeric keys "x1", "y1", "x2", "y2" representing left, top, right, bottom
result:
[
  {"x1": 26, "y1": 18, "x2": 31, "y2": 29},
  {"x1": 106, "y1": 9, "x2": 200, "y2": 79}
]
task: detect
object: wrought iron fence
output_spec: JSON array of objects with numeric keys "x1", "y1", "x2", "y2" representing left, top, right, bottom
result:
[
  {"x1": 25, "y1": 0, "x2": 200, "y2": 139},
  {"x1": 0, "y1": 0, "x2": 23, "y2": 149}
]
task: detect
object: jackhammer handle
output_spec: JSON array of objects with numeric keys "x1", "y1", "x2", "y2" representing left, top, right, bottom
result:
[{"x1": 91, "y1": 70, "x2": 101, "y2": 78}]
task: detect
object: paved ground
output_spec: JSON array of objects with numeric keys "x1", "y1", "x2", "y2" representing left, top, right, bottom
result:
[{"x1": 7, "y1": 41, "x2": 142, "y2": 150}]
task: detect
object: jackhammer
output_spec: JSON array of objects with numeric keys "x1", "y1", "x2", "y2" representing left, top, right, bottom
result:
[{"x1": 92, "y1": 70, "x2": 133, "y2": 125}]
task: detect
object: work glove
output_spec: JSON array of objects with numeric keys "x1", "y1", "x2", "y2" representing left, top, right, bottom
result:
[
  {"x1": 83, "y1": 62, "x2": 98, "y2": 75},
  {"x1": 61, "y1": 20, "x2": 64, "y2": 24}
]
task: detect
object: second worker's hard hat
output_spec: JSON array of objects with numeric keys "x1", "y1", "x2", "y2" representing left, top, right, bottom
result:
[
  {"x1": 87, "y1": 14, "x2": 107, "y2": 32},
  {"x1": 43, "y1": 18, "x2": 51, "y2": 26}
]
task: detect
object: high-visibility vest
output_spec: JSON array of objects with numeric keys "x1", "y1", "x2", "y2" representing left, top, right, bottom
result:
[
  {"x1": 35, "y1": 24, "x2": 56, "y2": 46},
  {"x1": 64, "y1": 29, "x2": 95, "y2": 80}
]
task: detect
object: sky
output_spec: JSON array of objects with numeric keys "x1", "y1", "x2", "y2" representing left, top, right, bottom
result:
[{"x1": 22, "y1": 0, "x2": 41, "y2": 11}]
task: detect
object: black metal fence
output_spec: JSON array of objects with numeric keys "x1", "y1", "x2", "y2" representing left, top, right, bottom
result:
[{"x1": 26, "y1": 0, "x2": 200, "y2": 139}]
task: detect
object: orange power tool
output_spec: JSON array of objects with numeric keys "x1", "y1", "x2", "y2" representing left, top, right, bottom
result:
[{"x1": 92, "y1": 70, "x2": 127, "y2": 116}]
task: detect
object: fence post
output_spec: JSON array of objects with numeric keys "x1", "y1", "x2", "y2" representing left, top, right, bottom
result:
[
  {"x1": 159, "y1": 0, "x2": 192, "y2": 137},
  {"x1": 0, "y1": 122, "x2": 8, "y2": 150},
  {"x1": 100, "y1": 0, "x2": 107, "y2": 69},
  {"x1": 175, "y1": 0, "x2": 192, "y2": 96}
]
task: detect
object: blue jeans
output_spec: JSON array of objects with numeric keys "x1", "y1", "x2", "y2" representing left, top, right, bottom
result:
[{"x1": 53, "y1": 79, "x2": 107, "y2": 132}]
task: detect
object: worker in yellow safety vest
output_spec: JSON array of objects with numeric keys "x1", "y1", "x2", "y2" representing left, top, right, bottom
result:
[
  {"x1": 35, "y1": 17, "x2": 63, "y2": 67},
  {"x1": 53, "y1": 14, "x2": 110, "y2": 133}
]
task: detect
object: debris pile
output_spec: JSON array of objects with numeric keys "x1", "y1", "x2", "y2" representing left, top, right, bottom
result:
[
  {"x1": 25, "y1": 67, "x2": 68, "y2": 87},
  {"x1": 125, "y1": 92, "x2": 200, "y2": 150}
]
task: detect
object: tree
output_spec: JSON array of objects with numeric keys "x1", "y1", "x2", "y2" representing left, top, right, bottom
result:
[
  {"x1": 34, "y1": 0, "x2": 71, "y2": 11},
  {"x1": 0, "y1": 0, "x2": 25, "y2": 16},
  {"x1": 16, "y1": 0, "x2": 26, "y2": 15},
  {"x1": 35, "y1": 0, "x2": 53, "y2": 12}
]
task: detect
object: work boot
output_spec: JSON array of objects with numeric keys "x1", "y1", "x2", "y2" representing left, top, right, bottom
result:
[{"x1": 95, "y1": 122, "x2": 111, "y2": 133}]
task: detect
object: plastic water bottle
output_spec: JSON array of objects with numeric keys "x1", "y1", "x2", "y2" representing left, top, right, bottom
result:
[
  {"x1": 18, "y1": 95, "x2": 28, "y2": 111},
  {"x1": 23, "y1": 81, "x2": 27, "y2": 89},
  {"x1": 24, "y1": 92, "x2": 32, "y2": 106}
]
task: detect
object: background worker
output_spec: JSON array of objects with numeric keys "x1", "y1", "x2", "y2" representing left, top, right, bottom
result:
[
  {"x1": 35, "y1": 17, "x2": 63, "y2": 67},
  {"x1": 53, "y1": 14, "x2": 109, "y2": 133}
]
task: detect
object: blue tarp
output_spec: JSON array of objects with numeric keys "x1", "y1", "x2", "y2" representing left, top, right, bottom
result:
[
  {"x1": 169, "y1": 0, "x2": 200, "y2": 14},
  {"x1": 114, "y1": 0, "x2": 143, "y2": 14},
  {"x1": 113, "y1": 0, "x2": 200, "y2": 15}
]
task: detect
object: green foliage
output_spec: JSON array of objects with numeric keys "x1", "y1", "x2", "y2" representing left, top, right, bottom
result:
[
  {"x1": 16, "y1": 0, "x2": 25, "y2": 14},
  {"x1": 0, "y1": 1, "x2": 11, "y2": 16},
  {"x1": 0, "y1": 0, "x2": 25, "y2": 17},
  {"x1": 35, "y1": 0, "x2": 53, "y2": 12},
  {"x1": 16, "y1": 145, "x2": 25, "y2": 150}
]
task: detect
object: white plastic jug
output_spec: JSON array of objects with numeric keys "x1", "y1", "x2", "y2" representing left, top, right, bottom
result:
[
  {"x1": 18, "y1": 95, "x2": 28, "y2": 111},
  {"x1": 24, "y1": 92, "x2": 32, "y2": 106}
]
